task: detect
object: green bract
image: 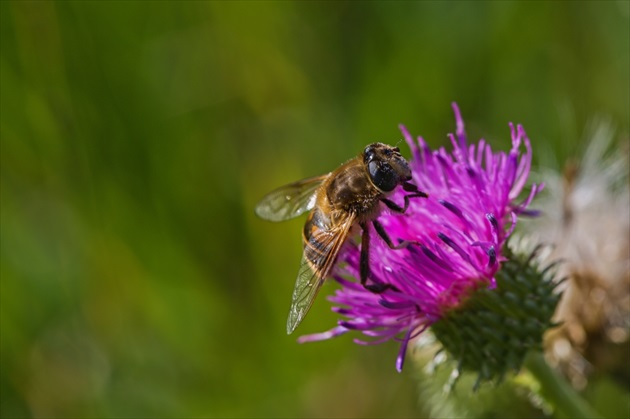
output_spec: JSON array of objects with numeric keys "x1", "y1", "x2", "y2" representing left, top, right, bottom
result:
[{"x1": 431, "y1": 245, "x2": 562, "y2": 389}]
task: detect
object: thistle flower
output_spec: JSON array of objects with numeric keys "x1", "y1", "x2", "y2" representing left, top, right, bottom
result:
[{"x1": 299, "y1": 103, "x2": 552, "y2": 379}]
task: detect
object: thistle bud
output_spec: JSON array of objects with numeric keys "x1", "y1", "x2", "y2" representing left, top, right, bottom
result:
[{"x1": 431, "y1": 245, "x2": 561, "y2": 389}]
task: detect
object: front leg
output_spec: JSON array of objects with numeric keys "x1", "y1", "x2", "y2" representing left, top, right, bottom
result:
[
  {"x1": 359, "y1": 221, "x2": 398, "y2": 294},
  {"x1": 381, "y1": 181, "x2": 428, "y2": 214},
  {"x1": 372, "y1": 219, "x2": 418, "y2": 250}
]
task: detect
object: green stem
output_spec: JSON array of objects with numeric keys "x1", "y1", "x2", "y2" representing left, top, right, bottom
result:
[{"x1": 524, "y1": 351, "x2": 601, "y2": 419}]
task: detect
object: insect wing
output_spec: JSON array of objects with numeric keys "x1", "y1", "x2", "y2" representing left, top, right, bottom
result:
[
  {"x1": 286, "y1": 212, "x2": 356, "y2": 334},
  {"x1": 255, "y1": 175, "x2": 328, "y2": 222}
]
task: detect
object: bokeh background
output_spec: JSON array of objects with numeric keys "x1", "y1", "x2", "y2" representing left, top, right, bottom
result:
[{"x1": 1, "y1": 1, "x2": 628, "y2": 417}]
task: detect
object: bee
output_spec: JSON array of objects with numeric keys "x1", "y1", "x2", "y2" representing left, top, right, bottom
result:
[{"x1": 255, "y1": 143, "x2": 428, "y2": 334}]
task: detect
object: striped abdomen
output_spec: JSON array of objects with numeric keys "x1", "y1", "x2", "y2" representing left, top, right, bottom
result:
[{"x1": 302, "y1": 207, "x2": 335, "y2": 277}]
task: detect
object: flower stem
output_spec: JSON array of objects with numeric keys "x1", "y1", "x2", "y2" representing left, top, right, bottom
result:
[{"x1": 524, "y1": 351, "x2": 601, "y2": 419}]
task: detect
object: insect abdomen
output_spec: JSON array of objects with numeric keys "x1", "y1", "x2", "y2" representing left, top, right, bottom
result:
[{"x1": 302, "y1": 207, "x2": 333, "y2": 275}]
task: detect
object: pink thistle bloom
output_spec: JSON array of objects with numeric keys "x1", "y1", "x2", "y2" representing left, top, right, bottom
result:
[{"x1": 298, "y1": 103, "x2": 542, "y2": 372}]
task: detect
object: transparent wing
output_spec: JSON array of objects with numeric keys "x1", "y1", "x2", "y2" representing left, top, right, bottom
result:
[
  {"x1": 255, "y1": 175, "x2": 329, "y2": 222},
  {"x1": 286, "y1": 212, "x2": 356, "y2": 334}
]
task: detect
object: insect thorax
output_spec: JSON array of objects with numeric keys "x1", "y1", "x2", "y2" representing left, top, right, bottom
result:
[{"x1": 325, "y1": 164, "x2": 383, "y2": 217}]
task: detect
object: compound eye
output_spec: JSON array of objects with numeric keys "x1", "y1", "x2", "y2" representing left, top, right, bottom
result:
[
  {"x1": 368, "y1": 161, "x2": 397, "y2": 192},
  {"x1": 364, "y1": 145, "x2": 375, "y2": 161},
  {"x1": 368, "y1": 160, "x2": 379, "y2": 178}
]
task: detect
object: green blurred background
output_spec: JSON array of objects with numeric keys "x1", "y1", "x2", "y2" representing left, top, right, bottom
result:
[{"x1": 1, "y1": 1, "x2": 628, "y2": 417}]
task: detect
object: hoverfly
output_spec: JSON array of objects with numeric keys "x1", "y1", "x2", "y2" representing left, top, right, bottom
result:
[{"x1": 255, "y1": 143, "x2": 428, "y2": 334}]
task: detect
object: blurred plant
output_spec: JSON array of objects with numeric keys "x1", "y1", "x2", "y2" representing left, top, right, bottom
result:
[
  {"x1": 522, "y1": 120, "x2": 630, "y2": 391},
  {"x1": 1, "y1": 1, "x2": 627, "y2": 416}
]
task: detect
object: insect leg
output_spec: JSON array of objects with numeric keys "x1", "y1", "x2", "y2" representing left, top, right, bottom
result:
[
  {"x1": 372, "y1": 219, "x2": 419, "y2": 250},
  {"x1": 402, "y1": 181, "x2": 427, "y2": 194},
  {"x1": 381, "y1": 185, "x2": 428, "y2": 214},
  {"x1": 360, "y1": 221, "x2": 398, "y2": 294},
  {"x1": 359, "y1": 221, "x2": 370, "y2": 286}
]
